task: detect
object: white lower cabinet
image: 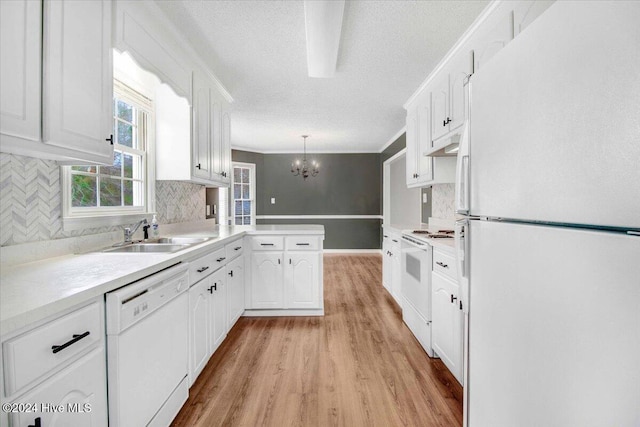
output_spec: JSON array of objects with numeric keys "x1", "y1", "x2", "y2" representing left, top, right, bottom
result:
[
  {"x1": 251, "y1": 252, "x2": 285, "y2": 308},
  {"x1": 381, "y1": 229, "x2": 402, "y2": 306},
  {"x1": 431, "y1": 264, "x2": 463, "y2": 384},
  {"x1": 286, "y1": 252, "x2": 321, "y2": 309},
  {"x1": 1, "y1": 299, "x2": 108, "y2": 427},
  {"x1": 188, "y1": 277, "x2": 211, "y2": 383},
  {"x1": 11, "y1": 348, "x2": 108, "y2": 427},
  {"x1": 247, "y1": 235, "x2": 323, "y2": 313},
  {"x1": 209, "y1": 268, "x2": 227, "y2": 353},
  {"x1": 188, "y1": 266, "x2": 228, "y2": 385},
  {"x1": 226, "y1": 256, "x2": 245, "y2": 327}
]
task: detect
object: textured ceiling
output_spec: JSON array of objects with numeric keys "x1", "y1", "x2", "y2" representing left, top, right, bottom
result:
[{"x1": 154, "y1": 0, "x2": 489, "y2": 153}]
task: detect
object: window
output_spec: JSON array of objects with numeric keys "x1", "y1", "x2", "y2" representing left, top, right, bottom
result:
[
  {"x1": 231, "y1": 162, "x2": 256, "y2": 225},
  {"x1": 63, "y1": 80, "x2": 153, "y2": 225}
]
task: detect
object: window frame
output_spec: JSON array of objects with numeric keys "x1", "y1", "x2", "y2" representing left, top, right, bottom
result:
[
  {"x1": 61, "y1": 80, "x2": 156, "y2": 231},
  {"x1": 230, "y1": 162, "x2": 256, "y2": 226}
]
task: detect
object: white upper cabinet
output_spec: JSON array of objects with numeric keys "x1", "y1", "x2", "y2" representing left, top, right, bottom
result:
[
  {"x1": 193, "y1": 71, "x2": 214, "y2": 181},
  {"x1": 1, "y1": 0, "x2": 114, "y2": 164},
  {"x1": 43, "y1": 0, "x2": 114, "y2": 162},
  {"x1": 431, "y1": 50, "x2": 472, "y2": 145},
  {"x1": 0, "y1": 0, "x2": 41, "y2": 143},
  {"x1": 406, "y1": 92, "x2": 454, "y2": 188},
  {"x1": 472, "y1": 9, "x2": 514, "y2": 72}
]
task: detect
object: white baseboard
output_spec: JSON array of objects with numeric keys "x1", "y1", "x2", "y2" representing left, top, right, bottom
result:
[
  {"x1": 242, "y1": 309, "x2": 324, "y2": 317},
  {"x1": 323, "y1": 249, "x2": 382, "y2": 254}
]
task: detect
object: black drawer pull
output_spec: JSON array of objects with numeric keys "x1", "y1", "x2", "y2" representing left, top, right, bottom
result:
[
  {"x1": 208, "y1": 283, "x2": 217, "y2": 293},
  {"x1": 234, "y1": 246, "x2": 242, "y2": 251},
  {"x1": 228, "y1": 270, "x2": 233, "y2": 277},
  {"x1": 52, "y1": 331, "x2": 90, "y2": 354},
  {"x1": 216, "y1": 257, "x2": 226, "y2": 262},
  {"x1": 436, "y1": 261, "x2": 449, "y2": 268},
  {"x1": 296, "y1": 243, "x2": 310, "y2": 246},
  {"x1": 197, "y1": 266, "x2": 209, "y2": 273},
  {"x1": 392, "y1": 239, "x2": 398, "y2": 243},
  {"x1": 260, "y1": 243, "x2": 274, "y2": 246}
]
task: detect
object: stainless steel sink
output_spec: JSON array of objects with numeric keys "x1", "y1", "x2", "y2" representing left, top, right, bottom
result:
[
  {"x1": 103, "y1": 243, "x2": 190, "y2": 253},
  {"x1": 155, "y1": 237, "x2": 213, "y2": 244}
]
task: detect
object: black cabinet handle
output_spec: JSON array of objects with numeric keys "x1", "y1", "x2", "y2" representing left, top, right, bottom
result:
[
  {"x1": 443, "y1": 119, "x2": 447, "y2": 126},
  {"x1": 234, "y1": 246, "x2": 242, "y2": 251},
  {"x1": 196, "y1": 163, "x2": 201, "y2": 170},
  {"x1": 459, "y1": 300, "x2": 463, "y2": 310},
  {"x1": 383, "y1": 235, "x2": 388, "y2": 238},
  {"x1": 278, "y1": 258, "x2": 281, "y2": 264},
  {"x1": 436, "y1": 261, "x2": 448, "y2": 268},
  {"x1": 446, "y1": 117, "x2": 452, "y2": 124},
  {"x1": 451, "y1": 295, "x2": 458, "y2": 304},
  {"x1": 228, "y1": 270, "x2": 233, "y2": 277},
  {"x1": 261, "y1": 243, "x2": 274, "y2": 246},
  {"x1": 216, "y1": 257, "x2": 226, "y2": 262},
  {"x1": 51, "y1": 331, "x2": 90, "y2": 354},
  {"x1": 28, "y1": 417, "x2": 41, "y2": 427},
  {"x1": 392, "y1": 239, "x2": 398, "y2": 243},
  {"x1": 208, "y1": 283, "x2": 217, "y2": 294},
  {"x1": 197, "y1": 266, "x2": 209, "y2": 273},
  {"x1": 296, "y1": 243, "x2": 310, "y2": 246},
  {"x1": 289, "y1": 259, "x2": 292, "y2": 264},
  {"x1": 106, "y1": 134, "x2": 113, "y2": 145}
]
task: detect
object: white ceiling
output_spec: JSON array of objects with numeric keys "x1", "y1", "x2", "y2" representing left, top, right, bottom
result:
[{"x1": 154, "y1": 0, "x2": 489, "y2": 153}]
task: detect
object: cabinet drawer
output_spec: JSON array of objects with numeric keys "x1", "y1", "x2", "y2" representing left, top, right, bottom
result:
[
  {"x1": 188, "y1": 246, "x2": 226, "y2": 285},
  {"x1": 225, "y1": 239, "x2": 244, "y2": 260},
  {"x1": 433, "y1": 249, "x2": 457, "y2": 281},
  {"x1": 285, "y1": 236, "x2": 321, "y2": 251},
  {"x1": 250, "y1": 236, "x2": 284, "y2": 251},
  {"x1": 3, "y1": 301, "x2": 103, "y2": 397}
]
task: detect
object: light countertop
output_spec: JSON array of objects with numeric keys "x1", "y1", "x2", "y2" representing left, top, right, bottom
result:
[
  {"x1": 0, "y1": 224, "x2": 324, "y2": 337},
  {"x1": 383, "y1": 223, "x2": 455, "y2": 252}
]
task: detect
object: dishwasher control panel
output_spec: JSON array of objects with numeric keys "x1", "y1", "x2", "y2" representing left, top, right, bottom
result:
[{"x1": 106, "y1": 263, "x2": 189, "y2": 334}]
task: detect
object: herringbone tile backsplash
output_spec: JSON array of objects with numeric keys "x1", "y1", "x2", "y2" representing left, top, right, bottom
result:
[
  {"x1": 1, "y1": 153, "x2": 205, "y2": 247},
  {"x1": 432, "y1": 183, "x2": 456, "y2": 219}
]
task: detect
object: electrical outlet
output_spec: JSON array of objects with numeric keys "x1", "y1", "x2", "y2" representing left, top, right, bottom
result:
[{"x1": 271, "y1": 197, "x2": 276, "y2": 204}]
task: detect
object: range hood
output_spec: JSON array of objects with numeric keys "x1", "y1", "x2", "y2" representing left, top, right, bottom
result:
[{"x1": 423, "y1": 132, "x2": 461, "y2": 157}]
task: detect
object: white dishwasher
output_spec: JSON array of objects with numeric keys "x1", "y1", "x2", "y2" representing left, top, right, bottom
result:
[{"x1": 106, "y1": 263, "x2": 189, "y2": 427}]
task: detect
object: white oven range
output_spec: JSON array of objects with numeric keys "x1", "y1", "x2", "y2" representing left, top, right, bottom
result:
[{"x1": 400, "y1": 233, "x2": 434, "y2": 357}]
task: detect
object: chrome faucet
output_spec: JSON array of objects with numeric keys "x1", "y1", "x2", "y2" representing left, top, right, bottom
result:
[{"x1": 124, "y1": 218, "x2": 148, "y2": 243}]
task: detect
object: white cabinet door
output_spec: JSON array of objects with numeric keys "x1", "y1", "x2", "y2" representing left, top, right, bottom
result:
[
  {"x1": 405, "y1": 110, "x2": 419, "y2": 186},
  {"x1": 415, "y1": 101, "x2": 433, "y2": 185},
  {"x1": 448, "y1": 51, "x2": 472, "y2": 132},
  {"x1": 43, "y1": 0, "x2": 113, "y2": 163},
  {"x1": 251, "y1": 252, "x2": 284, "y2": 308},
  {"x1": 472, "y1": 9, "x2": 514, "y2": 72},
  {"x1": 193, "y1": 74, "x2": 212, "y2": 181},
  {"x1": 210, "y1": 100, "x2": 222, "y2": 179},
  {"x1": 209, "y1": 268, "x2": 227, "y2": 352},
  {"x1": 0, "y1": 0, "x2": 41, "y2": 142},
  {"x1": 390, "y1": 242, "x2": 402, "y2": 305},
  {"x1": 431, "y1": 75, "x2": 450, "y2": 141},
  {"x1": 12, "y1": 348, "x2": 108, "y2": 427},
  {"x1": 227, "y1": 257, "x2": 245, "y2": 329},
  {"x1": 286, "y1": 252, "x2": 320, "y2": 309},
  {"x1": 220, "y1": 111, "x2": 232, "y2": 183},
  {"x1": 432, "y1": 272, "x2": 463, "y2": 383},
  {"x1": 382, "y1": 236, "x2": 391, "y2": 292},
  {"x1": 188, "y1": 278, "x2": 210, "y2": 384}
]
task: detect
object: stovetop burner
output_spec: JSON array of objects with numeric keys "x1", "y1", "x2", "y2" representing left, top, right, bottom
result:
[{"x1": 411, "y1": 229, "x2": 454, "y2": 239}]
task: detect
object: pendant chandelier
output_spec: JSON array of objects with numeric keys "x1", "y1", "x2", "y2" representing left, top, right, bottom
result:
[{"x1": 291, "y1": 135, "x2": 319, "y2": 180}]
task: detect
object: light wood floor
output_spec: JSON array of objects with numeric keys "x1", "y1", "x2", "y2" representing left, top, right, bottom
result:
[{"x1": 172, "y1": 254, "x2": 462, "y2": 427}]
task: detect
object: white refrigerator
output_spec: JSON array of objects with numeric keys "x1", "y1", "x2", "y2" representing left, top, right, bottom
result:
[{"x1": 455, "y1": 2, "x2": 640, "y2": 426}]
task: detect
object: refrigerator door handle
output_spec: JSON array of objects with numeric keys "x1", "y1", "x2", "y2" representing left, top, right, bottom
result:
[
  {"x1": 455, "y1": 119, "x2": 470, "y2": 214},
  {"x1": 455, "y1": 219, "x2": 470, "y2": 314}
]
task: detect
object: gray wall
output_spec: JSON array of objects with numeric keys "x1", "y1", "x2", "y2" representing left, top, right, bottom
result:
[{"x1": 232, "y1": 150, "x2": 381, "y2": 249}]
